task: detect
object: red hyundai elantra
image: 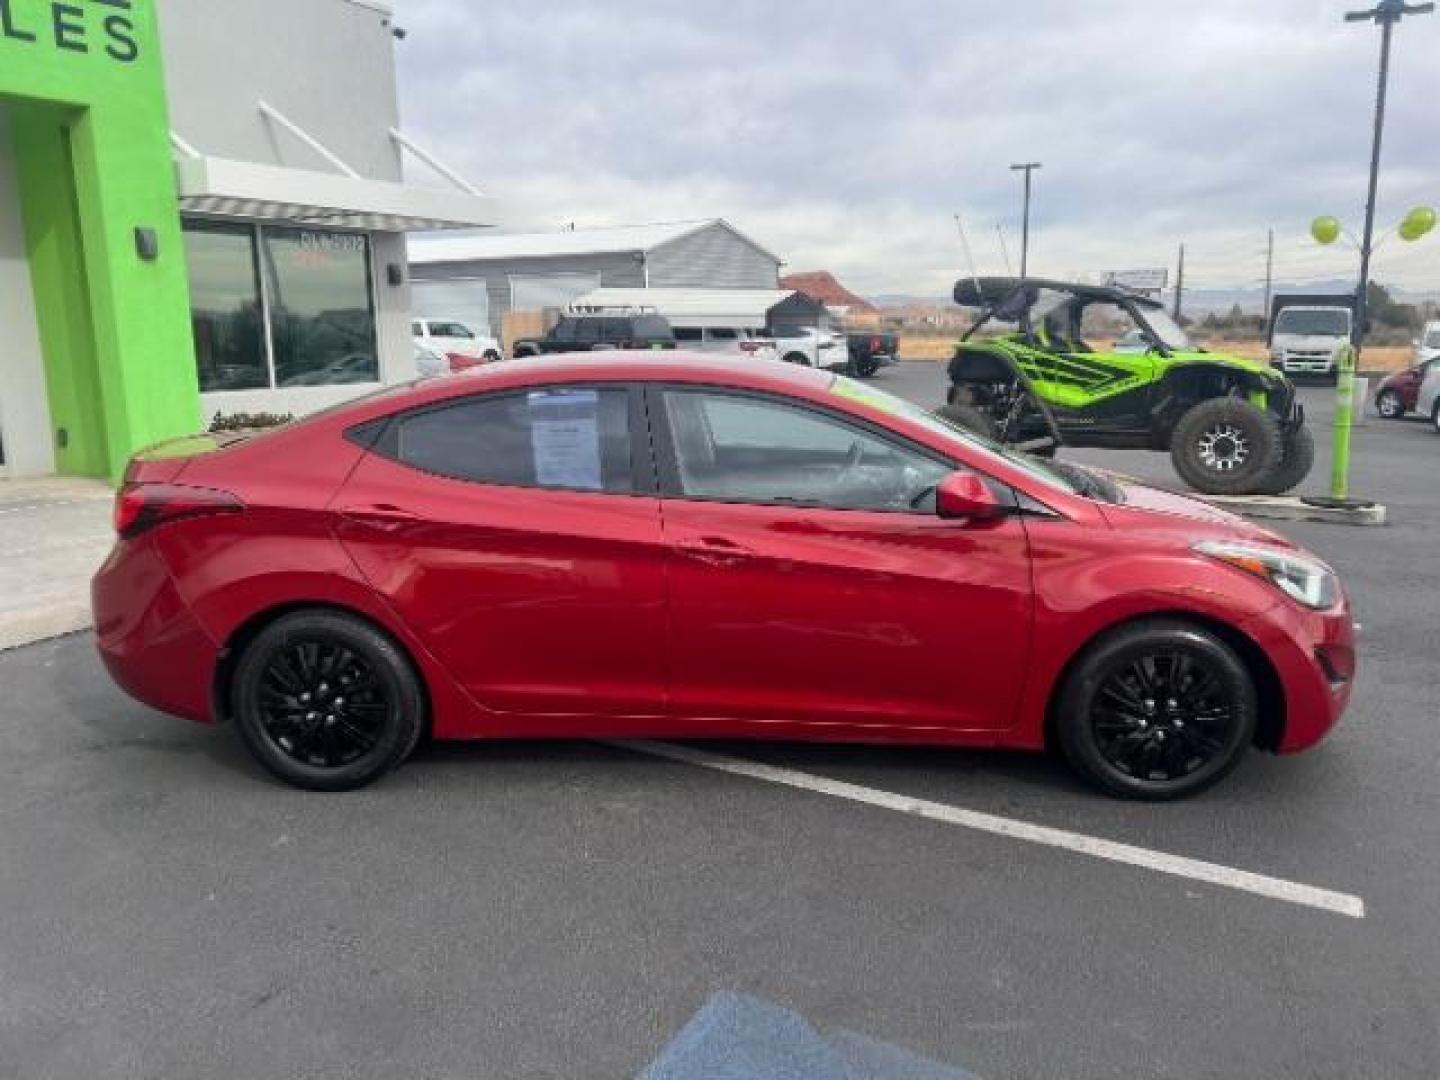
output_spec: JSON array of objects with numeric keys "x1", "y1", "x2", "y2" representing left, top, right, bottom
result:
[{"x1": 93, "y1": 355, "x2": 1355, "y2": 799}]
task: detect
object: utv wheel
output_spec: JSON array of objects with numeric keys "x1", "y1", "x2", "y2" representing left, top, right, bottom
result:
[
  {"x1": 1170, "y1": 398, "x2": 1284, "y2": 496},
  {"x1": 1375, "y1": 391, "x2": 1404, "y2": 419},
  {"x1": 935, "y1": 403, "x2": 998, "y2": 440},
  {"x1": 1254, "y1": 425, "x2": 1316, "y2": 497},
  {"x1": 232, "y1": 611, "x2": 425, "y2": 792},
  {"x1": 1055, "y1": 620, "x2": 1257, "y2": 801}
]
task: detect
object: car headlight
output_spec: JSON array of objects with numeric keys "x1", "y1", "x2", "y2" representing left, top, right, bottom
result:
[{"x1": 1194, "y1": 541, "x2": 1339, "y2": 610}]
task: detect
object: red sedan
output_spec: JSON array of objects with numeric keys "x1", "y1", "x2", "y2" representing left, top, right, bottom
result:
[{"x1": 93, "y1": 355, "x2": 1355, "y2": 799}]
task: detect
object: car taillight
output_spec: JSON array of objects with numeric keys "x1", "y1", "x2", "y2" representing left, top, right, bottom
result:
[
  {"x1": 114, "y1": 483, "x2": 244, "y2": 539},
  {"x1": 870, "y1": 336, "x2": 883, "y2": 352}
]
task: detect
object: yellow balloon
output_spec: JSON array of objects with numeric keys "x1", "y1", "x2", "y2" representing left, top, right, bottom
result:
[
  {"x1": 1311, "y1": 216, "x2": 1343, "y2": 246},
  {"x1": 1399, "y1": 206, "x2": 1436, "y2": 243}
]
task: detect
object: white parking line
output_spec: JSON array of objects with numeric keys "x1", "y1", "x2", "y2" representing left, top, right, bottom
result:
[{"x1": 615, "y1": 741, "x2": 1367, "y2": 920}]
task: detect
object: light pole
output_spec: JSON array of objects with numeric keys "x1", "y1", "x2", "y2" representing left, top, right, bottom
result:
[
  {"x1": 1010, "y1": 162, "x2": 1042, "y2": 279},
  {"x1": 1344, "y1": 0, "x2": 1433, "y2": 355}
]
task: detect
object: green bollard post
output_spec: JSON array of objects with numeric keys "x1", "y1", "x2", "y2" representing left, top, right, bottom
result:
[{"x1": 1331, "y1": 343, "x2": 1356, "y2": 502}]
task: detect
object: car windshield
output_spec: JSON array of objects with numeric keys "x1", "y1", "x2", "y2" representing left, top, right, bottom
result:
[
  {"x1": 827, "y1": 376, "x2": 1085, "y2": 497},
  {"x1": 1138, "y1": 306, "x2": 1194, "y2": 351},
  {"x1": 1275, "y1": 309, "x2": 1351, "y2": 337}
]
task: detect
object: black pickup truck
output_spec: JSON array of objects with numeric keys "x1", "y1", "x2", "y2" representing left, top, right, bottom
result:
[
  {"x1": 846, "y1": 331, "x2": 900, "y2": 377},
  {"x1": 513, "y1": 314, "x2": 676, "y2": 358}
]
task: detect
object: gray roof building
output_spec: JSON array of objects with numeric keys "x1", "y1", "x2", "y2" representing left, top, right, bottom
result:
[{"x1": 407, "y1": 219, "x2": 783, "y2": 335}]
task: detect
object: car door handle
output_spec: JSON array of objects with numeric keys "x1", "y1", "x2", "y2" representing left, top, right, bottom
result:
[
  {"x1": 338, "y1": 504, "x2": 424, "y2": 533},
  {"x1": 676, "y1": 535, "x2": 753, "y2": 566}
]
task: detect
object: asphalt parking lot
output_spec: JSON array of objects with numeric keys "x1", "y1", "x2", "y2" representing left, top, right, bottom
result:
[{"x1": 2, "y1": 363, "x2": 1437, "y2": 1079}]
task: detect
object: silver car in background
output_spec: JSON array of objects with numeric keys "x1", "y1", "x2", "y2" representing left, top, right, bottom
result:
[{"x1": 1417, "y1": 359, "x2": 1440, "y2": 434}]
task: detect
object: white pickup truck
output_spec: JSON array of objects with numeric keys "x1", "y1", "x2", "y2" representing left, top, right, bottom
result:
[{"x1": 1269, "y1": 305, "x2": 1353, "y2": 379}]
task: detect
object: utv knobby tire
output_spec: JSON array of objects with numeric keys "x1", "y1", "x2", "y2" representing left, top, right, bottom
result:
[
  {"x1": 935, "y1": 403, "x2": 999, "y2": 440},
  {"x1": 1254, "y1": 425, "x2": 1316, "y2": 497},
  {"x1": 1170, "y1": 398, "x2": 1284, "y2": 497}
]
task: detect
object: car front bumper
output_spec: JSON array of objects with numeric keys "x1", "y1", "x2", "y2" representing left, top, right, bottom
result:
[{"x1": 1240, "y1": 596, "x2": 1357, "y2": 755}]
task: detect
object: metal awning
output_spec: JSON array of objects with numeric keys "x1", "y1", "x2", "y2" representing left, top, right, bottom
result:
[{"x1": 174, "y1": 156, "x2": 500, "y2": 232}]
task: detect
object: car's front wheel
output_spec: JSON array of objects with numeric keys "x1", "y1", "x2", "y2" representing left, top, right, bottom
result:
[
  {"x1": 231, "y1": 611, "x2": 425, "y2": 791},
  {"x1": 1170, "y1": 398, "x2": 1284, "y2": 496},
  {"x1": 1376, "y1": 390, "x2": 1405, "y2": 419},
  {"x1": 1055, "y1": 620, "x2": 1258, "y2": 800}
]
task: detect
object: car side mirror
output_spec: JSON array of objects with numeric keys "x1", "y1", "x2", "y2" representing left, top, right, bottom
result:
[{"x1": 936, "y1": 471, "x2": 1006, "y2": 521}]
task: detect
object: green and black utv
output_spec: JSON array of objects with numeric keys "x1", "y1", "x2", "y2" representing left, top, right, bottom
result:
[{"x1": 940, "y1": 278, "x2": 1313, "y2": 497}]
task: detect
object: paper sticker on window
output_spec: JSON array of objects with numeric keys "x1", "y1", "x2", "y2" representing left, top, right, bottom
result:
[{"x1": 529, "y1": 390, "x2": 603, "y2": 490}]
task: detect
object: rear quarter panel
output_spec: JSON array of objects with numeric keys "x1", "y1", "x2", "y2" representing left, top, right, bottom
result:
[{"x1": 152, "y1": 425, "x2": 485, "y2": 739}]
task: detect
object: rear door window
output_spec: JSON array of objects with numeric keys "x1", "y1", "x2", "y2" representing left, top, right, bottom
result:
[{"x1": 386, "y1": 388, "x2": 636, "y2": 493}]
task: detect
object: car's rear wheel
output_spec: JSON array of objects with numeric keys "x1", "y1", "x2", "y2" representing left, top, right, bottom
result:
[
  {"x1": 934, "y1": 402, "x2": 998, "y2": 439},
  {"x1": 783, "y1": 352, "x2": 811, "y2": 367},
  {"x1": 1170, "y1": 398, "x2": 1284, "y2": 496},
  {"x1": 1376, "y1": 390, "x2": 1405, "y2": 419},
  {"x1": 232, "y1": 611, "x2": 425, "y2": 792},
  {"x1": 1056, "y1": 620, "x2": 1258, "y2": 800},
  {"x1": 1253, "y1": 424, "x2": 1315, "y2": 497}
]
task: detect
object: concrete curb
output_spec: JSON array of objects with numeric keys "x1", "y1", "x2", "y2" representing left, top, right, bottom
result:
[
  {"x1": 1194, "y1": 494, "x2": 1388, "y2": 527},
  {"x1": 0, "y1": 603, "x2": 94, "y2": 654}
]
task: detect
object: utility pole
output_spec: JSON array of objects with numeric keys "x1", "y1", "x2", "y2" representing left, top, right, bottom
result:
[
  {"x1": 1345, "y1": 0, "x2": 1434, "y2": 356},
  {"x1": 1263, "y1": 228, "x2": 1275, "y2": 322},
  {"x1": 1009, "y1": 162, "x2": 1042, "y2": 279},
  {"x1": 1173, "y1": 243, "x2": 1186, "y2": 323}
]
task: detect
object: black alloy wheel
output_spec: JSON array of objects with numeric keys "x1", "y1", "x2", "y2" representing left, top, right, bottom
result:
[
  {"x1": 232, "y1": 611, "x2": 424, "y2": 791},
  {"x1": 1056, "y1": 620, "x2": 1257, "y2": 800}
]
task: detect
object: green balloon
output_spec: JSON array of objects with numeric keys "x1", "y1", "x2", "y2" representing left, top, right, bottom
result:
[
  {"x1": 1399, "y1": 206, "x2": 1437, "y2": 243},
  {"x1": 1311, "y1": 216, "x2": 1342, "y2": 246}
]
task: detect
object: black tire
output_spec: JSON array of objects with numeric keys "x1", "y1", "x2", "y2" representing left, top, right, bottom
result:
[
  {"x1": 1375, "y1": 390, "x2": 1405, "y2": 420},
  {"x1": 935, "y1": 402, "x2": 999, "y2": 440},
  {"x1": 1253, "y1": 424, "x2": 1315, "y2": 497},
  {"x1": 1055, "y1": 619, "x2": 1258, "y2": 801},
  {"x1": 513, "y1": 345, "x2": 539, "y2": 359},
  {"x1": 783, "y1": 352, "x2": 811, "y2": 367},
  {"x1": 851, "y1": 355, "x2": 880, "y2": 378},
  {"x1": 483, "y1": 350, "x2": 502, "y2": 364},
  {"x1": 1170, "y1": 398, "x2": 1284, "y2": 496},
  {"x1": 231, "y1": 611, "x2": 425, "y2": 792}
]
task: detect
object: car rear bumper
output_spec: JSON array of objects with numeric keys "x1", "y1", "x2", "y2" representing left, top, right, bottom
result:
[
  {"x1": 92, "y1": 536, "x2": 218, "y2": 725},
  {"x1": 1240, "y1": 597, "x2": 1356, "y2": 754}
]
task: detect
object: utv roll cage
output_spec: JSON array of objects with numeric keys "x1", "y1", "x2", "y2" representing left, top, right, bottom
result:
[{"x1": 954, "y1": 276, "x2": 1181, "y2": 358}]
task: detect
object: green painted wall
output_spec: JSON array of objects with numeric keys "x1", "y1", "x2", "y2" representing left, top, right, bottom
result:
[{"x1": 1, "y1": 0, "x2": 197, "y2": 480}]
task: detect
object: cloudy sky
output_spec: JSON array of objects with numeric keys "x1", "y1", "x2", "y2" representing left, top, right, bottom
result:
[{"x1": 392, "y1": 0, "x2": 1439, "y2": 298}]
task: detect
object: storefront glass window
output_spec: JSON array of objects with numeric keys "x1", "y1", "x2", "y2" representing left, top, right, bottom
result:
[
  {"x1": 264, "y1": 229, "x2": 379, "y2": 388},
  {"x1": 183, "y1": 223, "x2": 268, "y2": 392}
]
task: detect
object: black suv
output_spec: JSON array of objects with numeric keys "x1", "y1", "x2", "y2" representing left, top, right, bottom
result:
[{"x1": 512, "y1": 314, "x2": 676, "y2": 358}]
